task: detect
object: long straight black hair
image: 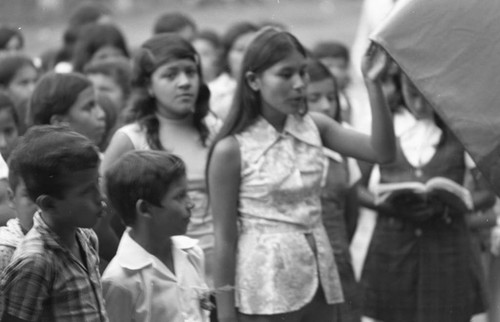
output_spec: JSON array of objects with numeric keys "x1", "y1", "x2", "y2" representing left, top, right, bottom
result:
[{"x1": 206, "y1": 27, "x2": 307, "y2": 181}]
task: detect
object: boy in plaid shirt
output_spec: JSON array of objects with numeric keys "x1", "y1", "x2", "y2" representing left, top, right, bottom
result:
[{"x1": 0, "y1": 125, "x2": 108, "y2": 322}]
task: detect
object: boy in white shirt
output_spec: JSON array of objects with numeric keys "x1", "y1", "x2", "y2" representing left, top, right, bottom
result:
[{"x1": 102, "y1": 150, "x2": 210, "y2": 322}]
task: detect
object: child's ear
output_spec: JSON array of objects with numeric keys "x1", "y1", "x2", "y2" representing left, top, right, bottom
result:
[
  {"x1": 136, "y1": 199, "x2": 152, "y2": 219},
  {"x1": 36, "y1": 194, "x2": 55, "y2": 211},
  {"x1": 245, "y1": 71, "x2": 260, "y2": 92}
]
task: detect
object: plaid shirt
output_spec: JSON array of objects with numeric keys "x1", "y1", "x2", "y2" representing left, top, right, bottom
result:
[{"x1": 1, "y1": 212, "x2": 108, "y2": 322}]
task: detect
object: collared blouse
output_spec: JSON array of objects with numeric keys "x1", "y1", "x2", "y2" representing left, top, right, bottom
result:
[{"x1": 234, "y1": 114, "x2": 343, "y2": 315}]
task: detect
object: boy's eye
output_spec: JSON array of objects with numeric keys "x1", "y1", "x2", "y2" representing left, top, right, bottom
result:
[
  {"x1": 307, "y1": 94, "x2": 320, "y2": 103},
  {"x1": 162, "y1": 69, "x2": 178, "y2": 80},
  {"x1": 279, "y1": 71, "x2": 293, "y2": 79},
  {"x1": 327, "y1": 94, "x2": 337, "y2": 102},
  {"x1": 185, "y1": 68, "x2": 197, "y2": 77}
]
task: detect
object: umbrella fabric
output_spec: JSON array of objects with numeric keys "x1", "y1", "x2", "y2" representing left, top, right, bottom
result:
[{"x1": 370, "y1": 0, "x2": 500, "y2": 196}]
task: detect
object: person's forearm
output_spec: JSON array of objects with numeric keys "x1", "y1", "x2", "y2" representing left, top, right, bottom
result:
[
  {"x1": 214, "y1": 241, "x2": 237, "y2": 321},
  {"x1": 365, "y1": 79, "x2": 395, "y2": 164}
]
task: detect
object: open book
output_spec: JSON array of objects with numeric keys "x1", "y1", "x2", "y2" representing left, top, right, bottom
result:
[{"x1": 374, "y1": 176, "x2": 473, "y2": 213}]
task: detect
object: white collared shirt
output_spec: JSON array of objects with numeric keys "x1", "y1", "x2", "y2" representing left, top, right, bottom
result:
[{"x1": 102, "y1": 230, "x2": 210, "y2": 322}]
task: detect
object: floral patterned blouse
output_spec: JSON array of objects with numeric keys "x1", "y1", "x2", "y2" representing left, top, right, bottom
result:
[{"x1": 234, "y1": 114, "x2": 344, "y2": 315}]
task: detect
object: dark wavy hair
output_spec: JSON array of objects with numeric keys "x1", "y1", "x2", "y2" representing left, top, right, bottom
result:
[{"x1": 126, "y1": 33, "x2": 211, "y2": 150}]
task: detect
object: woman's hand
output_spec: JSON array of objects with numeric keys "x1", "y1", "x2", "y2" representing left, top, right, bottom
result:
[{"x1": 361, "y1": 42, "x2": 390, "y2": 82}]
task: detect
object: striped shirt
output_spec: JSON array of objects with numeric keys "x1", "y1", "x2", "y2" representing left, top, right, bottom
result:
[{"x1": 1, "y1": 212, "x2": 108, "y2": 322}]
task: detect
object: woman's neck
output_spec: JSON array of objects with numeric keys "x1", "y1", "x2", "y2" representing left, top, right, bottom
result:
[
  {"x1": 261, "y1": 103, "x2": 287, "y2": 133},
  {"x1": 155, "y1": 109, "x2": 193, "y2": 125}
]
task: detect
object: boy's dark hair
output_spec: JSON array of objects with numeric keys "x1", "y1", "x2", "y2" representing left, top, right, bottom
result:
[
  {"x1": 152, "y1": 12, "x2": 197, "y2": 35},
  {"x1": 9, "y1": 125, "x2": 99, "y2": 202},
  {"x1": 312, "y1": 41, "x2": 350, "y2": 63},
  {"x1": 29, "y1": 72, "x2": 91, "y2": 126},
  {"x1": 104, "y1": 150, "x2": 186, "y2": 226}
]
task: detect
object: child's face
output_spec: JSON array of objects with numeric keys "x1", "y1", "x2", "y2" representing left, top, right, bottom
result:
[
  {"x1": 87, "y1": 73, "x2": 125, "y2": 110},
  {"x1": 319, "y1": 57, "x2": 350, "y2": 90},
  {"x1": 7, "y1": 64, "x2": 37, "y2": 105},
  {"x1": 252, "y1": 50, "x2": 308, "y2": 117},
  {"x1": 192, "y1": 38, "x2": 220, "y2": 81},
  {"x1": 307, "y1": 78, "x2": 339, "y2": 119},
  {"x1": 52, "y1": 168, "x2": 104, "y2": 229},
  {"x1": 12, "y1": 179, "x2": 37, "y2": 232},
  {"x1": 61, "y1": 87, "x2": 106, "y2": 146},
  {"x1": 0, "y1": 108, "x2": 18, "y2": 160},
  {"x1": 228, "y1": 32, "x2": 256, "y2": 79},
  {"x1": 150, "y1": 175, "x2": 192, "y2": 236},
  {"x1": 150, "y1": 59, "x2": 200, "y2": 119},
  {"x1": 401, "y1": 74, "x2": 433, "y2": 119}
]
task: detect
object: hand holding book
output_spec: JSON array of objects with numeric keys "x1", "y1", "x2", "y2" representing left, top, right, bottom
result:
[{"x1": 374, "y1": 176, "x2": 473, "y2": 221}]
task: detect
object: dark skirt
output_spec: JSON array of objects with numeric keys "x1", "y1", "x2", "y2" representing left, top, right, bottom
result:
[{"x1": 361, "y1": 213, "x2": 486, "y2": 322}]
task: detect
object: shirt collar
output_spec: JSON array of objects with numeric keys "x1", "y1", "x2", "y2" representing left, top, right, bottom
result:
[
  {"x1": 115, "y1": 229, "x2": 154, "y2": 270},
  {"x1": 115, "y1": 229, "x2": 200, "y2": 271},
  {"x1": 248, "y1": 114, "x2": 322, "y2": 157},
  {"x1": 33, "y1": 211, "x2": 89, "y2": 253}
]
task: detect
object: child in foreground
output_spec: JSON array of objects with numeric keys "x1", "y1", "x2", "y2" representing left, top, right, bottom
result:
[
  {"x1": 102, "y1": 150, "x2": 210, "y2": 322},
  {"x1": 0, "y1": 125, "x2": 107, "y2": 322}
]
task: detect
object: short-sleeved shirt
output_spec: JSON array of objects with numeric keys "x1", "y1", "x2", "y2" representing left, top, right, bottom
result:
[
  {"x1": 1, "y1": 212, "x2": 108, "y2": 322},
  {"x1": 102, "y1": 230, "x2": 210, "y2": 322}
]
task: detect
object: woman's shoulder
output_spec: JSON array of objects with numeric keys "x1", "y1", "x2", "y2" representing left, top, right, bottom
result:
[
  {"x1": 114, "y1": 122, "x2": 149, "y2": 150},
  {"x1": 212, "y1": 136, "x2": 240, "y2": 157},
  {"x1": 117, "y1": 122, "x2": 143, "y2": 135}
]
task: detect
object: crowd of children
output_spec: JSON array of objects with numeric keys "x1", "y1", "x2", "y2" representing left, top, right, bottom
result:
[{"x1": 0, "y1": 1, "x2": 498, "y2": 321}]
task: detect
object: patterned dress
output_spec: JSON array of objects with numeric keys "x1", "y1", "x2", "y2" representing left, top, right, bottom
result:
[
  {"x1": 362, "y1": 131, "x2": 486, "y2": 322},
  {"x1": 234, "y1": 114, "x2": 343, "y2": 315}
]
